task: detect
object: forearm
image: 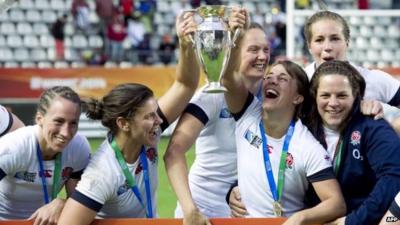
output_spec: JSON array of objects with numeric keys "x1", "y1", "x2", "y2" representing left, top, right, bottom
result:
[
  {"x1": 176, "y1": 42, "x2": 200, "y2": 90},
  {"x1": 165, "y1": 149, "x2": 197, "y2": 215},
  {"x1": 292, "y1": 197, "x2": 346, "y2": 224}
]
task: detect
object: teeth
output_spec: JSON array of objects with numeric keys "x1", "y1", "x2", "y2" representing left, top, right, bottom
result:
[{"x1": 56, "y1": 137, "x2": 66, "y2": 143}]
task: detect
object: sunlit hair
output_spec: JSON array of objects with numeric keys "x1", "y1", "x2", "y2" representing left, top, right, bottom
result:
[
  {"x1": 266, "y1": 60, "x2": 310, "y2": 120},
  {"x1": 37, "y1": 86, "x2": 81, "y2": 116},
  {"x1": 304, "y1": 10, "x2": 350, "y2": 46},
  {"x1": 307, "y1": 60, "x2": 366, "y2": 147},
  {"x1": 85, "y1": 83, "x2": 154, "y2": 135}
]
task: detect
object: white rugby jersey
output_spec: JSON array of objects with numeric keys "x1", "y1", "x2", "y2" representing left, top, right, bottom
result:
[
  {"x1": 74, "y1": 139, "x2": 158, "y2": 218},
  {"x1": 235, "y1": 97, "x2": 332, "y2": 217},
  {"x1": 0, "y1": 125, "x2": 90, "y2": 219},
  {"x1": 175, "y1": 88, "x2": 236, "y2": 218},
  {"x1": 0, "y1": 105, "x2": 11, "y2": 136}
]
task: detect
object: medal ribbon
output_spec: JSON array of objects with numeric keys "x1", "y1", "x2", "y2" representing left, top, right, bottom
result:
[
  {"x1": 111, "y1": 139, "x2": 153, "y2": 218},
  {"x1": 259, "y1": 120, "x2": 295, "y2": 204},
  {"x1": 333, "y1": 138, "x2": 343, "y2": 175},
  {"x1": 36, "y1": 142, "x2": 62, "y2": 204}
]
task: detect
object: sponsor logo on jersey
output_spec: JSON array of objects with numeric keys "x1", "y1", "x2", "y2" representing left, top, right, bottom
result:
[
  {"x1": 350, "y1": 130, "x2": 361, "y2": 146},
  {"x1": 244, "y1": 129, "x2": 262, "y2": 148},
  {"x1": 14, "y1": 171, "x2": 37, "y2": 182},
  {"x1": 219, "y1": 108, "x2": 233, "y2": 118},
  {"x1": 117, "y1": 181, "x2": 130, "y2": 195}
]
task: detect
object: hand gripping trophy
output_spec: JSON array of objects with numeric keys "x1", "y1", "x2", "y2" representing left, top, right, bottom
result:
[{"x1": 184, "y1": 5, "x2": 240, "y2": 93}]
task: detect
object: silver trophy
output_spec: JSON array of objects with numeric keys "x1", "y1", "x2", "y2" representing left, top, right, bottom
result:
[
  {"x1": 185, "y1": 5, "x2": 240, "y2": 93},
  {"x1": 0, "y1": 0, "x2": 17, "y2": 13}
]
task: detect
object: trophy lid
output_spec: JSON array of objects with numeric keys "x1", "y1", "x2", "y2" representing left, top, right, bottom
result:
[{"x1": 198, "y1": 5, "x2": 226, "y2": 18}]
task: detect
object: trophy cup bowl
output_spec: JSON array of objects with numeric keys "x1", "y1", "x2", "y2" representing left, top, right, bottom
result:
[{"x1": 186, "y1": 5, "x2": 239, "y2": 93}]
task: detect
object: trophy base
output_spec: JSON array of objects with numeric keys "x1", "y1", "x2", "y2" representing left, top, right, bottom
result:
[{"x1": 202, "y1": 83, "x2": 227, "y2": 93}]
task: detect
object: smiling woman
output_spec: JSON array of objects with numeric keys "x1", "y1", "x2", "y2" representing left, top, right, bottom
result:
[
  {"x1": 0, "y1": 86, "x2": 91, "y2": 225},
  {"x1": 306, "y1": 60, "x2": 400, "y2": 225},
  {"x1": 57, "y1": 11, "x2": 200, "y2": 225}
]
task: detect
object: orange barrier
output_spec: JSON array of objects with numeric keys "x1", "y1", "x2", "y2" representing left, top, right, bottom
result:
[
  {"x1": 0, "y1": 67, "x2": 206, "y2": 100},
  {"x1": 0, "y1": 218, "x2": 290, "y2": 225},
  {"x1": 0, "y1": 67, "x2": 398, "y2": 100}
]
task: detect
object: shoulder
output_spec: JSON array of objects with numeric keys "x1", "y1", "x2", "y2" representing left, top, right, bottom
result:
[
  {"x1": 353, "y1": 63, "x2": 398, "y2": 83},
  {"x1": 0, "y1": 125, "x2": 36, "y2": 149},
  {"x1": 0, "y1": 105, "x2": 11, "y2": 135},
  {"x1": 65, "y1": 133, "x2": 91, "y2": 154},
  {"x1": 348, "y1": 115, "x2": 398, "y2": 143}
]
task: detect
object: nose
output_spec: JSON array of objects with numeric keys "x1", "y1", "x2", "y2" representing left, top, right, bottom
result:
[
  {"x1": 265, "y1": 75, "x2": 278, "y2": 84},
  {"x1": 323, "y1": 40, "x2": 333, "y2": 51},
  {"x1": 59, "y1": 123, "x2": 73, "y2": 139},
  {"x1": 328, "y1": 96, "x2": 339, "y2": 107},
  {"x1": 257, "y1": 50, "x2": 267, "y2": 60},
  {"x1": 155, "y1": 114, "x2": 163, "y2": 125}
]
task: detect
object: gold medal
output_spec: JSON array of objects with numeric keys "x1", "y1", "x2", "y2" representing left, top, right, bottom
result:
[{"x1": 273, "y1": 201, "x2": 283, "y2": 217}]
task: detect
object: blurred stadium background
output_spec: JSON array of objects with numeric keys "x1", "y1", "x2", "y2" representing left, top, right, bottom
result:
[{"x1": 0, "y1": 0, "x2": 399, "y2": 217}]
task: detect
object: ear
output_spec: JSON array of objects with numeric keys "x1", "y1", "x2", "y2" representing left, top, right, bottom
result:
[
  {"x1": 116, "y1": 117, "x2": 130, "y2": 132},
  {"x1": 293, "y1": 95, "x2": 304, "y2": 105},
  {"x1": 35, "y1": 112, "x2": 44, "y2": 126}
]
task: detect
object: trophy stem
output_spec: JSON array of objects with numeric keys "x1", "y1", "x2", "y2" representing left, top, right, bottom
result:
[{"x1": 202, "y1": 82, "x2": 227, "y2": 93}]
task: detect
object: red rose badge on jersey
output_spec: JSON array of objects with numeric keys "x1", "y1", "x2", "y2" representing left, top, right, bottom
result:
[
  {"x1": 350, "y1": 131, "x2": 361, "y2": 146},
  {"x1": 286, "y1": 153, "x2": 294, "y2": 169},
  {"x1": 146, "y1": 147, "x2": 158, "y2": 164}
]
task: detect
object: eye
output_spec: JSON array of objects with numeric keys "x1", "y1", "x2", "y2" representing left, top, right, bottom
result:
[
  {"x1": 319, "y1": 94, "x2": 330, "y2": 99},
  {"x1": 314, "y1": 38, "x2": 323, "y2": 43},
  {"x1": 278, "y1": 77, "x2": 288, "y2": 82}
]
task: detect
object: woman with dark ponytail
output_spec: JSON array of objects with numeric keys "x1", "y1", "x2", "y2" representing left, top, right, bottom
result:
[{"x1": 58, "y1": 11, "x2": 201, "y2": 225}]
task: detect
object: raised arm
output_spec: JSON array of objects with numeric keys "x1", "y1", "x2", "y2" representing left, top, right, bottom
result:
[
  {"x1": 222, "y1": 7, "x2": 250, "y2": 114},
  {"x1": 164, "y1": 112, "x2": 210, "y2": 225},
  {"x1": 158, "y1": 12, "x2": 200, "y2": 124}
]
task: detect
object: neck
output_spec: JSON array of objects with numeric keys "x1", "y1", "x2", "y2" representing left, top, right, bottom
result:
[
  {"x1": 114, "y1": 133, "x2": 141, "y2": 164},
  {"x1": 242, "y1": 76, "x2": 261, "y2": 94},
  {"x1": 262, "y1": 110, "x2": 295, "y2": 139}
]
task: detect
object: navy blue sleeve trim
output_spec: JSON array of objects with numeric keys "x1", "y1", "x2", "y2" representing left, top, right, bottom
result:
[
  {"x1": 0, "y1": 168, "x2": 6, "y2": 181},
  {"x1": 232, "y1": 93, "x2": 254, "y2": 121},
  {"x1": 0, "y1": 111, "x2": 13, "y2": 137},
  {"x1": 389, "y1": 198, "x2": 400, "y2": 219},
  {"x1": 388, "y1": 87, "x2": 400, "y2": 106},
  {"x1": 70, "y1": 169, "x2": 84, "y2": 179},
  {"x1": 225, "y1": 180, "x2": 238, "y2": 204},
  {"x1": 307, "y1": 167, "x2": 335, "y2": 183},
  {"x1": 71, "y1": 190, "x2": 103, "y2": 212},
  {"x1": 184, "y1": 103, "x2": 209, "y2": 125},
  {"x1": 157, "y1": 107, "x2": 170, "y2": 132}
]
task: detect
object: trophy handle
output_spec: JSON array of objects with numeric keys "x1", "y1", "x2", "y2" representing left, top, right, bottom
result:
[
  {"x1": 224, "y1": 6, "x2": 244, "y2": 48},
  {"x1": 231, "y1": 29, "x2": 241, "y2": 48},
  {"x1": 180, "y1": 9, "x2": 197, "y2": 46}
]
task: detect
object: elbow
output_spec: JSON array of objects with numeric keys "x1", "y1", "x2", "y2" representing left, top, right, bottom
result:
[{"x1": 163, "y1": 143, "x2": 180, "y2": 167}]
